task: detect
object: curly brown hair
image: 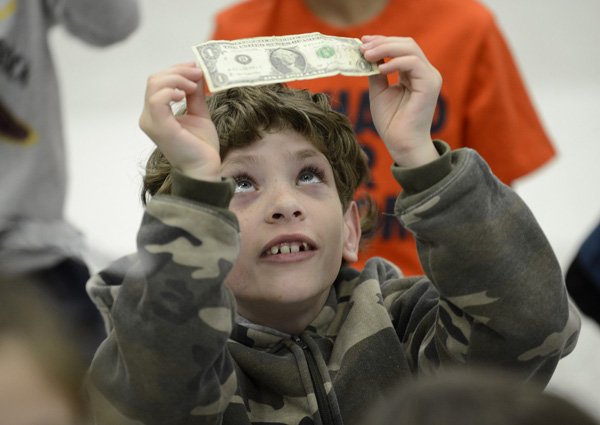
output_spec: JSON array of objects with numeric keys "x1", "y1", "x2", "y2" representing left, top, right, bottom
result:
[{"x1": 142, "y1": 84, "x2": 377, "y2": 237}]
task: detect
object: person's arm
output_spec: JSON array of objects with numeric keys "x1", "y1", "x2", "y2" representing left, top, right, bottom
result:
[
  {"x1": 389, "y1": 142, "x2": 579, "y2": 384},
  {"x1": 361, "y1": 36, "x2": 579, "y2": 384},
  {"x1": 88, "y1": 179, "x2": 238, "y2": 424},
  {"x1": 46, "y1": 0, "x2": 140, "y2": 45},
  {"x1": 87, "y1": 172, "x2": 239, "y2": 425},
  {"x1": 88, "y1": 176, "x2": 238, "y2": 425},
  {"x1": 87, "y1": 64, "x2": 237, "y2": 424}
]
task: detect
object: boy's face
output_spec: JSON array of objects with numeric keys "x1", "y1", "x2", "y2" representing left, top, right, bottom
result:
[{"x1": 221, "y1": 129, "x2": 360, "y2": 321}]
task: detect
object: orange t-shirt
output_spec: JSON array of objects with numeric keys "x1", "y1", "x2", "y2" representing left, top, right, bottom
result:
[{"x1": 211, "y1": 0, "x2": 555, "y2": 275}]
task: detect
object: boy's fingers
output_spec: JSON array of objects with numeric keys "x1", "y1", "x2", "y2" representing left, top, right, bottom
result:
[
  {"x1": 379, "y1": 56, "x2": 442, "y2": 95},
  {"x1": 362, "y1": 37, "x2": 429, "y2": 65},
  {"x1": 379, "y1": 56, "x2": 422, "y2": 75},
  {"x1": 185, "y1": 71, "x2": 210, "y2": 118},
  {"x1": 151, "y1": 87, "x2": 185, "y2": 107},
  {"x1": 143, "y1": 88, "x2": 184, "y2": 127},
  {"x1": 361, "y1": 34, "x2": 385, "y2": 44},
  {"x1": 146, "y1": 74, "x2": 198, "y2": 100},
  {"x1": 368, "y1": 72, "x2": 389, "y2": 98},
  {"x1": 140, "y1": 87, "x2": 184, "y2": 135},
  {"x1": 150, "y1": 63, "x2": 200, "y2": 85}
]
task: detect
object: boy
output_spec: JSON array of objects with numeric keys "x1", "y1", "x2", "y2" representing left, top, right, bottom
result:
[{"x1": 86, "y1": 36, "x2": 578, "y2": 425}]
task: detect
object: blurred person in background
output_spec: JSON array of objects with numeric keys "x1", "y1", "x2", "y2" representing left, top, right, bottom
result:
[
  {"x1": 0, "y1": 277, "x2": 88, "y2": 425},
  {"x1": 0, "y1": 0, "x2": 139, "y2": 362},
  {"x1": 361, "y1": 366, "x2": 599, "y2": 425},
  {"x1": 211, "y1": 0, "x2": 556, "y2": 276}
]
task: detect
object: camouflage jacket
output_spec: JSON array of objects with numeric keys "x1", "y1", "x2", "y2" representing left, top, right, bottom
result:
[{"x1": 86, "y1": 143, "x2": 580, "y2": 425}]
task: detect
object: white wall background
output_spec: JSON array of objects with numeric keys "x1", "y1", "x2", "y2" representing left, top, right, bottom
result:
[{"x1": 50, "y1": 0, "x2": 600, "y2": 417}]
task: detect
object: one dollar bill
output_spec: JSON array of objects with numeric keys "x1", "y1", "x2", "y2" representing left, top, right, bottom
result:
[{"x1": 193, "y1": 32, "x2": 379, "y2": 92}]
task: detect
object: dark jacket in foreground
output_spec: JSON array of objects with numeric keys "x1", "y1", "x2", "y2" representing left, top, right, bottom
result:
[{"x1": 86, "y1": 142, "x2": 580, "y2": 425}]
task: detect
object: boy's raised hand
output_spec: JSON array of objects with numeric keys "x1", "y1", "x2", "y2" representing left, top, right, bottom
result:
[
  {"x1": 139, "y1": 63, "x2": 221, "y2": 181},
  {"x1": 360, "y1": 36, "x2": 442, "y2": 168}
]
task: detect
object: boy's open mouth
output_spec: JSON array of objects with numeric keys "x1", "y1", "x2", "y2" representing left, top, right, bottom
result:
[{"x1": 263, "y1": 241, "x2": 313, "y2": 256}]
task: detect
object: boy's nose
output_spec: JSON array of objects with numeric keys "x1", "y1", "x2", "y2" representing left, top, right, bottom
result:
[
  {"x1": 270, "y1": 210, "x2": 303, "y2": 221},
  {"x1": 265, "y1": 188, "x2": 305, "y2": 223}
]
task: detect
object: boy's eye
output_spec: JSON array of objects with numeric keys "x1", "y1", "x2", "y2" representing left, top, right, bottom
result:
[
  {"x1": 233, "y1": 174, "x2": 256, "y2": 193},
  {"x1": 298, "y1": 167, "x2": 325, "y2": 185}
]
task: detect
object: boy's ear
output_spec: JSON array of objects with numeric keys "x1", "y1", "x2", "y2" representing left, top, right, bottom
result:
[{"x1": 342, "y1": 201, "x2": 361, "y2": 263}]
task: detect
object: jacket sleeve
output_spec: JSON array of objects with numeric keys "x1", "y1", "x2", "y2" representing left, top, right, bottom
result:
[
  {"x1": 388, "y1": 141, "x2": 580, "y2": 385},
  {"x1": 45, "y1": 0, "x2": 139, "y2": 45},
  {"x1": 87, "y1": 171, "x2": 240, "y2": 425}
]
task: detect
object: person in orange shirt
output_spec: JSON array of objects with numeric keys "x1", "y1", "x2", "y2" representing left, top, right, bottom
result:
[{"x1": 211, "y1": 0, "x2": 555, "y2": 275}]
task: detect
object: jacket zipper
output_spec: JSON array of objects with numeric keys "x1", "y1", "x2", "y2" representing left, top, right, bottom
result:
[{"x1": 293, "y1": 336, "x2": 336, "y2": 425}]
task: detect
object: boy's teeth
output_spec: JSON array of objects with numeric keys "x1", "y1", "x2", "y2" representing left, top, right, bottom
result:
[{"x1": 268, "y1": 242, "x2": 307, "y2": 255}]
